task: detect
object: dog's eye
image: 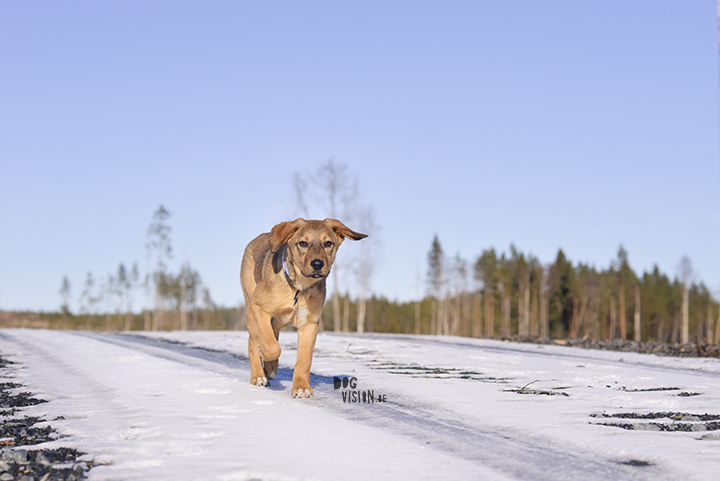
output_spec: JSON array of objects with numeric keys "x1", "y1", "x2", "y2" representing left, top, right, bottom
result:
[
  {"x1": 324, "y1": 241, "x2": 333, "y2": 248},
  {"x1": 298, "y1": 241, "x2": 308, "y2": 248}
]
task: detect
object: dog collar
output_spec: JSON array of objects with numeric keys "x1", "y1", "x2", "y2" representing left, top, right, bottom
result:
[{"x1": 282, "y1": 250, "x2": 300, "y2": 307}]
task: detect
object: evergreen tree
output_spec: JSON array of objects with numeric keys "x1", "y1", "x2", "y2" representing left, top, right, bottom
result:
[
  {"x1": 426, "y1": 235, "x2": 445, "y2": 334},
  {"x1": 475, "y1": 248, "x2": 498, "y2": 337},
  {"x1": 614, "y1": 246, "x2": 639, "y2": 340},
  {"x1": 547, "y1": 250, "x2": 573, "y2": 338},
  {"x1": 59, "y1": 275, "x2": 72, "y2": 316},
  {"x1": 427, "y1": 235, "x2": 444, "y2": 296}
]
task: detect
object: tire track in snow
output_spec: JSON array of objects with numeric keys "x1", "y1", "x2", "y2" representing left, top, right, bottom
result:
[
  {"x1": 348, "y1": 333, "x2": 720, "y2": 379},
  {"x1": 0, "y1": 330, "x2": 130, "y2": 435},
  {"x1": 85, "y1": 332, "x2": 673, "y2": 481}
]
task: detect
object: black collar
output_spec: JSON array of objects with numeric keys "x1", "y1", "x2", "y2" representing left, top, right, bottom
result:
[{"x1": 281, "y1": 250, "x2": 300, "y2": 306}]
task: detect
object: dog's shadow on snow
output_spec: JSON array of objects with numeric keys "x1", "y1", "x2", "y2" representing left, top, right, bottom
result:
[{"x1": 265, "y1": 366, "x2": 335, "y2": 393}]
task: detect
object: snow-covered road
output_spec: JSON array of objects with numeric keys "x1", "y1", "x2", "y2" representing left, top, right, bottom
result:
[{"x1": 0, "y1": 329, "x2": 718, "y2": 480}]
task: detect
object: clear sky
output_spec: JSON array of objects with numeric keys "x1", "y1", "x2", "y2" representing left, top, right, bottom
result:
[{"x1": 1, "y1": 1, "x2": 719, "y2": 313}]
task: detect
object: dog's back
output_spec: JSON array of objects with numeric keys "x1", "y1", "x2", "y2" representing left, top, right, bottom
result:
[{"x1": 240, "y1": 233, "x2": 271, "y2": 303}]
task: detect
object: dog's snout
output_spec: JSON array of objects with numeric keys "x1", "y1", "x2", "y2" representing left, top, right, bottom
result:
[{"x1": 310, "y1": 259, "x2": 324, "y2": 271}]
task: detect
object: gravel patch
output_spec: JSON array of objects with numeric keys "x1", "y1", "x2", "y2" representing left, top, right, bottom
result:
[
  {"x1": 0, "y1": 355, "x2": 93, "y2": 481},
  {"x1": 509, "y1": 337, "x2": 720, "y2": 358}
]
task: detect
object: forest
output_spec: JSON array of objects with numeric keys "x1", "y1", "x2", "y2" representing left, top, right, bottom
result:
[{"x1": 338, "y1": 239, "x2": 719, "y2": 347}]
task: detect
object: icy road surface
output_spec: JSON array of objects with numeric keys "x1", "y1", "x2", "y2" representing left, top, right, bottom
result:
[{"x1": 0, "y1": 329, "x2": 719, "y2": 480}]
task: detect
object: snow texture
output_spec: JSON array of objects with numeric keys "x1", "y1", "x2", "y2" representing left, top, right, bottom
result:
[{"x1": 0, "y1": 328, "x2": 719, "y2": 480}]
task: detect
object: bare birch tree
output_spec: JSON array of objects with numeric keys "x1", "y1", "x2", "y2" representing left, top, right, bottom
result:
[
  {"x1": 539, "y1": 275, "x2": 549, "y2": 338},
  {"x1": 586, "y1": 269, "x2": 601, "y2": 340},
  {"x1": 101, "y1": 273, "x2": 115, "y2": 330},
  {"x1": 678, "y1": 256, "x2": 693, "y2": 344},
  {"x1": 202, "y1": 287, "x2": 215, "y2": 330},
  {"x1": 705, "y1": 303, "x2": 714, "y2": 345},
  {"x1": 291, "y1": 159, "x2": 373, "y2": 332},
  {"x1": 609, "y1": 295, "x2": 617, "y2": 340},
  {"x1": 634, "y1": 284, "x2": 641, "y2": 342},
  {"x1": 292, "y1": 172, "x2": 310, "y2": 218},
  {"x1": 528, "y1": 258, "x2": 542, "y2": 337},
  {"x1": 498, "y1": 253, "x2": 511, "y2": 338},
  {"x1": 451, "y1": 253, "x2": 468, "y2": 336},
  {"x1": 316, "y1": 160, "x2": 348, "y2": 331},
  {"x1": 518, "y1": 257, "x2": 530, "y2": 337},
  {"x1": 127, "y1": 263, "x2": 139, "y2": 330},
  {"x1": 144, "y1": 247, "x2": 152, "y2": 330},
  {"x1": 180, "y1": 263, "x2": 188, "y2": 331},
  {"x1": 146, "y1": 205, "x2": 172, "y2": 331},
  {"x1": 79, "y1": 272, "x2": 98, "y2": 316},
  {"x1": 355, "y1": 205, "x2": 378, "y2": 333},
  {"x1": 415, "y1": 266, "x2": 422, "y2": 335}
]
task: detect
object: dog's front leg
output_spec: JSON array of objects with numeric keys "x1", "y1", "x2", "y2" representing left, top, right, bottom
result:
[
  {"x1": 292, "y1": 320, "x2": 319, "y2": 398},
  {"x1": 262, "y1": 317, "x2": 283, "y2": 380},
  {"x1": 246, "y1": 306, "x2": 267, "y2": 386}
]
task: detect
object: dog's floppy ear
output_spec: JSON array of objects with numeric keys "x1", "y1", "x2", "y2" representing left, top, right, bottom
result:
[
  {"x1": 323, "y1": 219, "x2": 368, "y2": 241},
  {"x1": 271, "y1": 244, "x2": 286, "y2": 274},
  {"x1": 269, "y1": 219, "x2": 304, "y2": 252}
]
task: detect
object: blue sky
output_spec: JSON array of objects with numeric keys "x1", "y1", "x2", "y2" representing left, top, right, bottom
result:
[{"x1": 1, "y1": 1, "x2": 719, "y2": 312}]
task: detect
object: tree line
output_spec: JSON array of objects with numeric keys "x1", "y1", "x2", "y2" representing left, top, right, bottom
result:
[
  {"x1": 54, "y1": 205, "x2": 245, "y2": 331},
  {"x1": 421, "y1": 236, "x2": 718, "y2": 345},
  {"x1": 309, "y1": 239, "x2": 716, "y2": 347}
]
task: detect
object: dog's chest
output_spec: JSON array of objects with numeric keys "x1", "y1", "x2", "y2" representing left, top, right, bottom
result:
[
  {"x1": 292, "y1": 306, "x2": 309, "y2": 325},
  {"x1": 276, "y1": 304, "x2": 309, "y2": 327}
]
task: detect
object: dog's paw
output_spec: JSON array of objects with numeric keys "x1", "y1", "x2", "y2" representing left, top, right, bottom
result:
[
  {"x1": 292, "y1": 387, "x2": 314, "y2": 399},
  {"x1": 263, "y1": 360, "x2": 278, "y2": 380},
  {"x1": 251, "y1": 376, "x2": 268, "y2": 387}
]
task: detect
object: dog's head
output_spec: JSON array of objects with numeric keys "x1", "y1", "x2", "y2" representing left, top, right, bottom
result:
[{"x1": 269, "y1": 218, "x2": 367, "y2": 281}]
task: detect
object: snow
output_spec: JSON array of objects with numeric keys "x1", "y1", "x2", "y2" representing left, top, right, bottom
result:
[{"x1": 0, "y1": 328, "x2": 719, "y2": 480}]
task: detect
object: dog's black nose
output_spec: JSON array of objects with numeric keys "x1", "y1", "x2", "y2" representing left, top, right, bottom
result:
[{"x1": 310, "y1": 259, "x2": 324, "y2": 271}]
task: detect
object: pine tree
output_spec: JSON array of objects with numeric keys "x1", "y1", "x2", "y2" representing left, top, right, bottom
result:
[
  {"x1": 548, "y1": 250, "x2": 574, "y2": 338},
  {"x1": 59, "y1": 276, "x2": 72, "y2": 316},
  {"x1": 427, "y1": 235, "x2": 444, "y2": 335},
  {"x1": 475, "y1": 248, "x2": 498, "y2": 338}
]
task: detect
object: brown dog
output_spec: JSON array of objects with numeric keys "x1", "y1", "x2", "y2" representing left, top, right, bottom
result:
[{"x1": 240, "y1": 218, "x2": 367, "y2": 398}]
